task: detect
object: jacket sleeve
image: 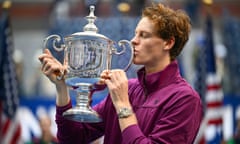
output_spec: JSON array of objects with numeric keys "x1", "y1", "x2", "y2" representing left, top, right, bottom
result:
[{"x1": 55, "y1": 100, "x2": 105, "y2": 144}]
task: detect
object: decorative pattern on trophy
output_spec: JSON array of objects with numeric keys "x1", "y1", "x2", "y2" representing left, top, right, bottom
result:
[{"x1": 43, "y1": 5, "x2": 133, "y2": 123}]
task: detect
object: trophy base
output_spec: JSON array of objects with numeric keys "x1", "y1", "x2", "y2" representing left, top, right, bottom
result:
[{"x1": 63, "y1": 107, "x2": 102, "y2": 123}]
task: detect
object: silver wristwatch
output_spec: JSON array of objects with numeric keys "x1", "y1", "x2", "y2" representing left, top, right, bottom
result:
[{"x1": 117, "y1": 107, "x2": 133, "y2": 119}]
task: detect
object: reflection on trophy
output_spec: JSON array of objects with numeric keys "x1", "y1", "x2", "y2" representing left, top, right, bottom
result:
[{"x1": 43, "y1": 5, "x2": 133, "y2": 123}]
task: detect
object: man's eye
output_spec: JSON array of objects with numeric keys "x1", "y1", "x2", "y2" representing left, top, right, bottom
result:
[{"x1": 140, "y1": 32, "x2": 150, "y2": 38}]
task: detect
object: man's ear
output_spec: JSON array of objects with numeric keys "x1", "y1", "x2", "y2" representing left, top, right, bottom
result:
[{"x1": 163, "y1": 37, "x2": 175, "y2": 50}]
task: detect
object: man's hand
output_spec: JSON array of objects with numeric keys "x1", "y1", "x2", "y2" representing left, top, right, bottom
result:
[
  {"x1": 100, "y1": 69, "x2": 131, "y2": 109},
  {"x1": 38, "y1": 49, "x2": 66, "y2": 85}
]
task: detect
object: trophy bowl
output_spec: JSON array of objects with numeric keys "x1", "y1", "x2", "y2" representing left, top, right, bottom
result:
[{"x1": 43, "y1": 5, "x2": 133, "y2": 123}]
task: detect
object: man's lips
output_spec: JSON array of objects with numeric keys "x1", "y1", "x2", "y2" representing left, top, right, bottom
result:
[{"x1": 134, "y1": 49, "x2": 139, "y2": 55}]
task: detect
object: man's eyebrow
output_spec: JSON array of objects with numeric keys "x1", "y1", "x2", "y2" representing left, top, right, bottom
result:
[{"x1": 135, "y1": 29, "x2": 153, "y2": 34}]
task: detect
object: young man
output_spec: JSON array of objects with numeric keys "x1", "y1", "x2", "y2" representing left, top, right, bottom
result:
[{"x1": 39, "y1": 3, "x2": 203, "y2": 144}]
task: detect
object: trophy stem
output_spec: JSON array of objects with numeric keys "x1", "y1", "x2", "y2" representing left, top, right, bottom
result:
[
  {"x1": 76, "y1": 91, "x2": 91, "y2": 108},
  {"x1": 63, "y1": 84, "x2": 102, "y2": 123}
]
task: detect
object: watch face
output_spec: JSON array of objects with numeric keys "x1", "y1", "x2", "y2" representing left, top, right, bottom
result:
[{"x1": 118, "y1": 107, "x2": 133, "y2": 118}]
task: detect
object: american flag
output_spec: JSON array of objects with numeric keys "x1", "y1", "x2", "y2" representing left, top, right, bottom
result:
[
  {"x1": 194, "y1": 14, "x2": 223, "y2": 144},
  {"x1": 0, "y1": 3, "x2": 22, "y2": 144}
]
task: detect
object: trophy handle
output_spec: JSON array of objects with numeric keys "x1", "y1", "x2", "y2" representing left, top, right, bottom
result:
[
  {"x1": 43, "y1": 34, "x2": 65, "y2": 52},
  {"x1": 113, "y1": 40, "x2": 134, "y2": 71},
  {"x1": 43, "y1": 34, "x2": 66, "y2": 80}
]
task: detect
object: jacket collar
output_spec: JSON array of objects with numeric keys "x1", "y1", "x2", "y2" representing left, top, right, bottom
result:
[{"x1": 137, "y1": 60, "x2": 181, "y2": 95}]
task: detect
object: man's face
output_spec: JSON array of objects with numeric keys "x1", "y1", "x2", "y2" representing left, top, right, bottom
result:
[{"x1": 131, "y1": 17, "x2": 169, "y2": 67}]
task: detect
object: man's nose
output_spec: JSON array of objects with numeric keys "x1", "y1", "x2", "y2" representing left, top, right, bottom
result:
[{"x1": 130, "y1": 36, "x2": 138, "y2": 46}]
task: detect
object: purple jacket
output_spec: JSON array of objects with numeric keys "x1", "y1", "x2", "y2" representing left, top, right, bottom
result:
[{"x1": 56, "y1": 60, "x2": 203, "y2": 144}]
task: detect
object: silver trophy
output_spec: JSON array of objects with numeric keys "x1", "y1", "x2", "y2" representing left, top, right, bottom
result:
[{"x1": 43, "y1": 5, "x2": 133, "y2": 123}]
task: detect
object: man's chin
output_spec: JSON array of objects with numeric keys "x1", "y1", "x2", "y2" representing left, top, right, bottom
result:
[{"x1": 132, "y1": 60, "x2": 142, "y2": 65}]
